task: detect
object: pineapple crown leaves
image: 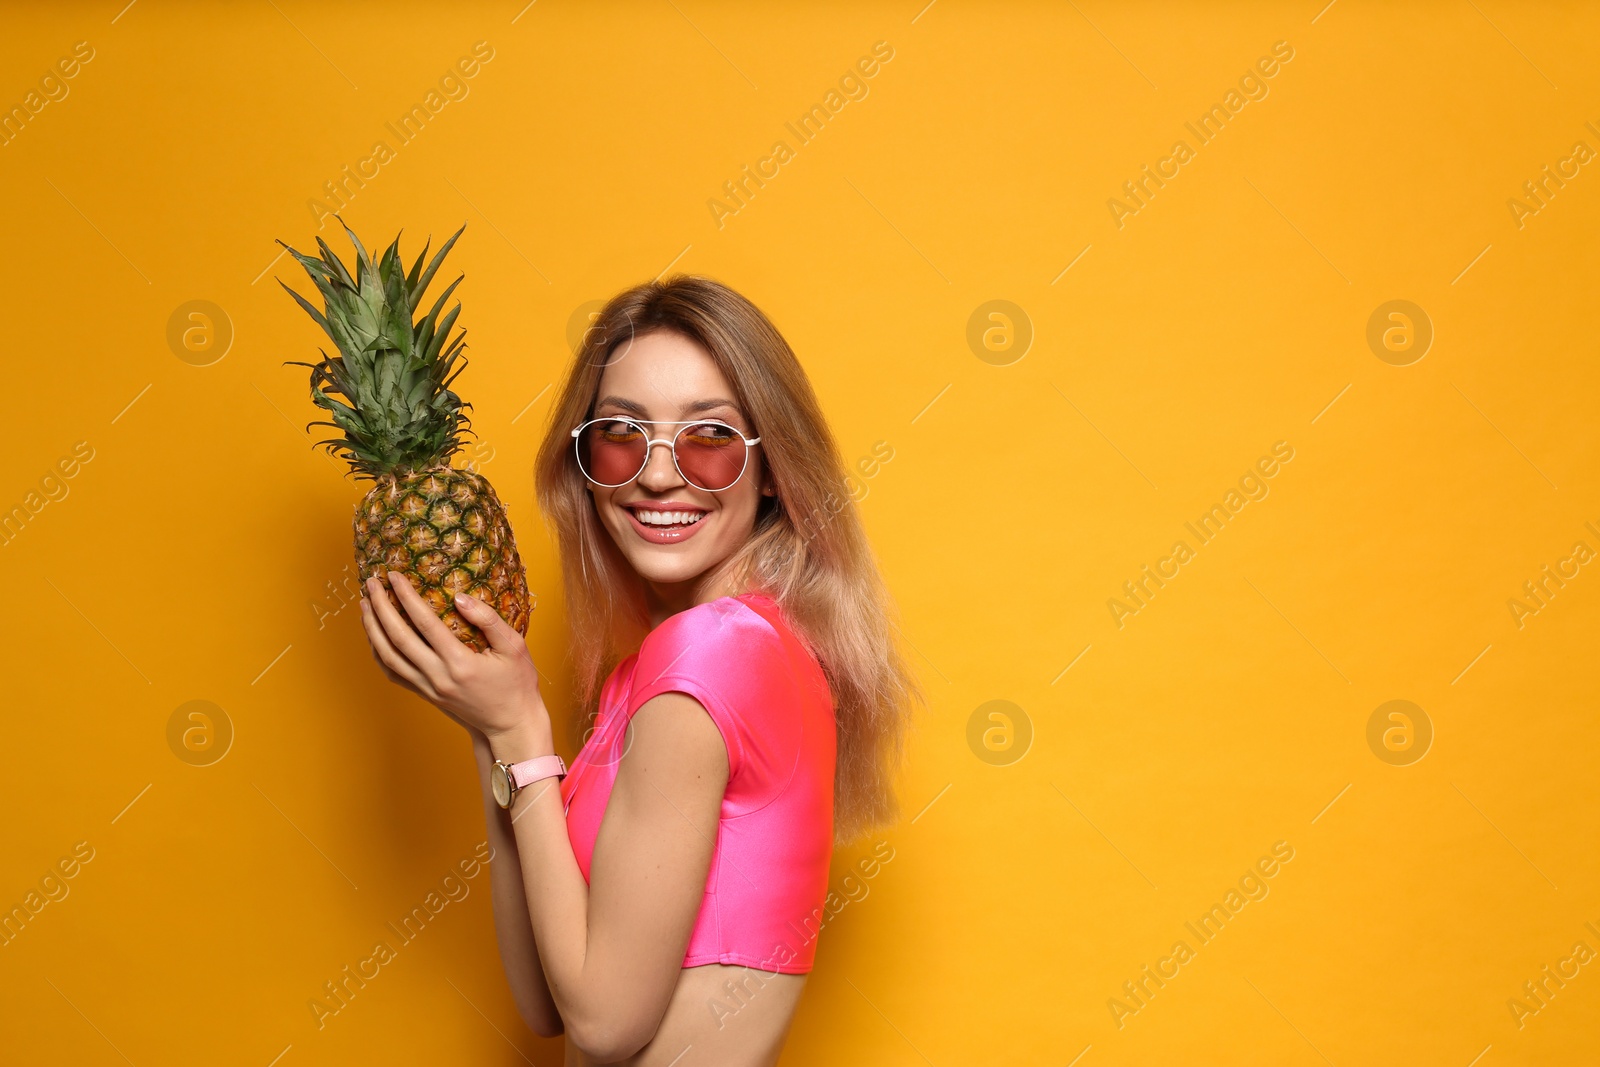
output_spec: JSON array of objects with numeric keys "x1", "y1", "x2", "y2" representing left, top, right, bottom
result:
[{"x1": 277, "y1": 216, "x2": 476, "y2": 480}]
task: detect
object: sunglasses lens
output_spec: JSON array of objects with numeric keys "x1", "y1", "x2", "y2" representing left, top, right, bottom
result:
[
  {"x1": 676, "y1": 423, "x2": 748, "y2": 491},
  {"x1": 578, "y1": 420, "x2": 647, "y2": 485}
]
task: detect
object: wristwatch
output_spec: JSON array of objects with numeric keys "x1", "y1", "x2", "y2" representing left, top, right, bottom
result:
[{"x1": 490, "y1": 754, "x2": 567, "y2": 809}]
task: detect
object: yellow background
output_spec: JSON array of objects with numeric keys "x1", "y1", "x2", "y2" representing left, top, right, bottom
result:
[{"x1": 3, "y1": 1, "x2": 1597, "y2": 1063}]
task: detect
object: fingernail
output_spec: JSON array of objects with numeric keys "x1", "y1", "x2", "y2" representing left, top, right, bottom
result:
[{"x1": 454, "y1": 593, "x2": 470, "y2": 607}]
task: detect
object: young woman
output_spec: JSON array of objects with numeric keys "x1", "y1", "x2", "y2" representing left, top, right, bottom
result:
[{"x1": 358, "y1": 276, "x2": 920, "y2": 1065}]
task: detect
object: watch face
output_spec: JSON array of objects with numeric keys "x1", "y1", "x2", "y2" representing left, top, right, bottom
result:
[{"x1": 491, "y1": 763, "x2": 512, "y2": 807}]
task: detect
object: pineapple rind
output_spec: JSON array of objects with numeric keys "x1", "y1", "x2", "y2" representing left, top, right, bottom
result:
[{"x1": 356, "y1": 466, "x2": 529, "y2": 652}]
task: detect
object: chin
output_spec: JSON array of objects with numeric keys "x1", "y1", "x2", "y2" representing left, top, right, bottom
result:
[{"x1": 625, "y1": 548, "x2": 714, "y2": 586}]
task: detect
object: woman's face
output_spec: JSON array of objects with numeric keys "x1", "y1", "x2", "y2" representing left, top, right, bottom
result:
[{"x1": 585, "y1": 329, "x2": 773, "y2": 594}]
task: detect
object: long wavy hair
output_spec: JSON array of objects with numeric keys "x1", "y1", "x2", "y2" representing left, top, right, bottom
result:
[{"x1": 534, "y1": 276, "x2": 920, "y2": 843}]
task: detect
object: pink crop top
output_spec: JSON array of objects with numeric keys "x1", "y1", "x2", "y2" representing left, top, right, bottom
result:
[{"x1": 559, "y1": 592, "x2": 838, "y2": 974}]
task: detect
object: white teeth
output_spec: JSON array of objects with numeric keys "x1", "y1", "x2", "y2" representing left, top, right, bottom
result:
[{"x1": 635, "y1": 509, "x2": 704, "y2": 527}]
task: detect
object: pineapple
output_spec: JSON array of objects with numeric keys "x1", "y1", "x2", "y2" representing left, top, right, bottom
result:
[{"x1": 279, "y1": 218, "x2": 529, "y2": 652}]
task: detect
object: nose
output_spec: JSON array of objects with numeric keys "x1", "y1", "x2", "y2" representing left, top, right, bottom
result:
[{"x1": 636, "y1": 435, "x2": 684, "y2": 491}]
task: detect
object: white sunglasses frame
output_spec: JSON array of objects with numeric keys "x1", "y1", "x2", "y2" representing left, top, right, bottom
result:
[{"x1": 570, "y1": 416, "x2": 762, "y2": 492}]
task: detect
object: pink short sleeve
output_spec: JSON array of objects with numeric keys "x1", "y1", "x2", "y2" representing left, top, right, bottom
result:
[{"x1": 627, "y1": 595, "x2": 807, "y2": 809}]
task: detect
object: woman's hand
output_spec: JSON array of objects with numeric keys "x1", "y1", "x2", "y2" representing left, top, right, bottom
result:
[{"x1": 358, "y1": 571, "x2": 548, "y2": 747}]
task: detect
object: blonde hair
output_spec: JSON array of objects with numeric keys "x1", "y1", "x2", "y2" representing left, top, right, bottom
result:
[{"x1": 534, "y1": 276, "x2": 921, "y2": 843}]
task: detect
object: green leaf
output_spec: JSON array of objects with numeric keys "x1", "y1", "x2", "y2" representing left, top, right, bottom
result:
[
  {"x1": 405, "y1": 236, "x2": 431, "y2": 298},
  {"x1": 417, "y1": 274, "x2": 463, "y2": 340},
  {"x1": 277, "y1": 280, "x2": 332, "y2": 340},
  {"x1": 425, "y1": 303, "x2": 462, "y2": 364},
  {"x1": 313, "y1": 235, "x2": 358, "y2": 291},
  {"x1": 282, "y1": 218, "x2": 477, "y2": 476},
  {"x1": 411, "y1": 223, "x2": 466, "y2": 313}
]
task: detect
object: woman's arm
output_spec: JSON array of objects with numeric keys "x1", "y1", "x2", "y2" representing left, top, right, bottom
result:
[
  {"x1": 357, "y1": 580, "x2": 564, "y2": 1037},
  {"x1": 491, "y1": 688, "x2": 726, "y2": 1060},
  {"x1": 470, "y1": 731, "x2": 564, "y2": 1037},
  {"x1": 360, "y1": 574, "x2": 726, "y2": 1061}
]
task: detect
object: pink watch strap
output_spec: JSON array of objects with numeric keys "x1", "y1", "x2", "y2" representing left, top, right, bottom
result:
[{"x1": 509, "y1": 753, "x2": 567, "y2": 791}]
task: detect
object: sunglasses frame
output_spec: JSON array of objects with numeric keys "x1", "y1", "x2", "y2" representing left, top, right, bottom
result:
[{"x1": 570, "y1": 416, "x2": 762, "y2": 492}]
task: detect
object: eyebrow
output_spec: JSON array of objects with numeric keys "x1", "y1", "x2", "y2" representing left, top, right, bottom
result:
[{"x1": 594, "y1": 395, "x2": 744, "y2": 419}]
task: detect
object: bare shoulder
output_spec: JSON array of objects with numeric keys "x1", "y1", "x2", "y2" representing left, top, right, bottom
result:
[{"x1": 615, "y1": 692, "x2": 729, "y2": 802}]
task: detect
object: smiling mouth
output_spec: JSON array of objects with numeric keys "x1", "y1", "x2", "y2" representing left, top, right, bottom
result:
[
  {"x1": 631, "y1": 508, "x2": 705, "y2": 529},
  {"x1": 620, "y1": 503, "x2": 710, "y2": 545}
]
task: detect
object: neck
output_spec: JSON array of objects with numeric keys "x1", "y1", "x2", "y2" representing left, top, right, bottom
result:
[
  {"x1": 642, "y1": 564, "x2": 741, "y2": 629},
  {"x1": 642, "y1": 580, "x2": 695, "y2": 629}
]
